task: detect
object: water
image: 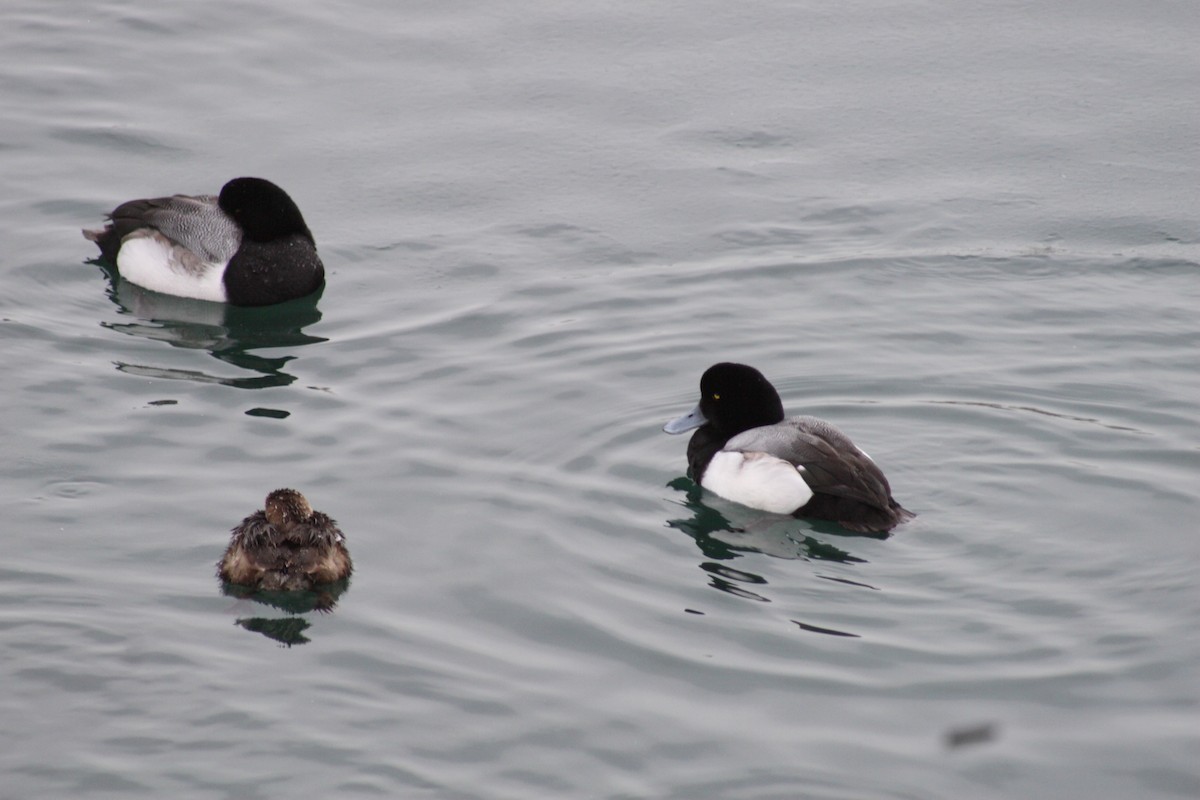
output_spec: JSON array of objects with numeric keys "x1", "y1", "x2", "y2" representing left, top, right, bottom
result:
[{"x1": 2, "y1": 1, "x2": 1198, "y2": 798}]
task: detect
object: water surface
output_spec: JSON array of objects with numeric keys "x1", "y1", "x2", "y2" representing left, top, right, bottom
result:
[{"x1": 2, "y1": 1, "x2": 1198, "y2": 798}]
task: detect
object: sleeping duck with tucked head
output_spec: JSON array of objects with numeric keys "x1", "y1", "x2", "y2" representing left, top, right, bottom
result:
[
  {"x1": 664, "y1": 362, "x2": 915, "y2": 534},
  {"x1": 218, "y1": 488, "x2": 352, "y2": 591},
  {"x1": 83, "y1": 177, "x2": 324, "y2": 306}
]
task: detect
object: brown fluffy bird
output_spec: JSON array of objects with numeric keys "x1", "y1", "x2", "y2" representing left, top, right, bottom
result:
[{"x1": 217, "y1": 489, "x2": 352, "y2": 591}]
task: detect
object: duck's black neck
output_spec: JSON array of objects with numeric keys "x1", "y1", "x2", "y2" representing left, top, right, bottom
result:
[{"x1": 685, "y1": 425, "x2": 728, "y2": 483}]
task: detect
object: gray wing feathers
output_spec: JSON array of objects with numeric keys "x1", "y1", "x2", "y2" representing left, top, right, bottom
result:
[
  {"x1": 110, "y1": 194, "x2": 241, "y2": 263},
  {"x1": 724, "y1": 416, "x2": 892, "y2": 509}
]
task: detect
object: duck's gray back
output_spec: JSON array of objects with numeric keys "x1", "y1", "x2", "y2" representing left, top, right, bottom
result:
[
  {"x1": 113, "y1": 193, "x2": 241, "y2": 263},
  {"x1": 726, "y1": 415, "x2": 863, "y2": 465}
]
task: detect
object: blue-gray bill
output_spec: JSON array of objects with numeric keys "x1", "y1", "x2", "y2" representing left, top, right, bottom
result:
[{"x1": 663, "y1": 402, "x2": 706, "y2": 434}]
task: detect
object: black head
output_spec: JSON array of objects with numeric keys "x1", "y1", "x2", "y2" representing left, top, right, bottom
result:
[
  {"x1": 697, "y1": 362, "x2": 786, "y2": 436},
  {"x1": 218, "y1": 177, "x2": 314, "y2": 244}
]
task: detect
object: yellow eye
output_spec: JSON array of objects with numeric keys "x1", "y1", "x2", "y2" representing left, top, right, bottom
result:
[{"x1": 712, "y1": 393, "x2": 720, "y2": 400}]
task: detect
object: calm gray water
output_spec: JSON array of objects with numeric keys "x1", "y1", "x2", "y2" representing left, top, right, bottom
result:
[{"x1": 2, "y1": 1, "x2": 1198, "y2": 798}]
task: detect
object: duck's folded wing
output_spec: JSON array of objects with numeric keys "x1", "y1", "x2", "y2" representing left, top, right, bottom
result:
[
  {"x1": 109, "y1": 194, "x2": 240, "y2": 263},
  {"x1": 726, "y1": 417, "x2": 893, "y2": 510}
]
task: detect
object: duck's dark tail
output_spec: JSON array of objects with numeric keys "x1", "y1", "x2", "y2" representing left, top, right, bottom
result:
[
  {"x1": 797, "y1": 494, "x2": 915, "y2": 535},
  {"x1": 888, "y1": 497, "x2": 916, "y2": 523},
  {"x1": 82, "y1": 225, "x2": 120, "y2": 264}
]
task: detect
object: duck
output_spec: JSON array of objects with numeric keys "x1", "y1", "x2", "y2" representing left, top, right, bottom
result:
[
  {"x1": 663, "y1": 362, "x2": 914, "y2": 534},
  {"x1": 83, "y1": 177, "x2": 324, "y2": 306},
  {"x1": 218, "y1": 488, "x2": 352, "y2": 591}
]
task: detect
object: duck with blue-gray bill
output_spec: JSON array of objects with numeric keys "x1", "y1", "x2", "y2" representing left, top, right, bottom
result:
[
  {"x1": 84, "y1": 177, "x2": 324, "y2": 306},
  {"x1": 664, "y1": 362, "x2": 914, "y2": 534}
]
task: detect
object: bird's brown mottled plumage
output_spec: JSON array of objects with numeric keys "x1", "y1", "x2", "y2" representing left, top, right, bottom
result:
[{"x1": 218, "y1": 489, "x2": 352, "y2": 592}]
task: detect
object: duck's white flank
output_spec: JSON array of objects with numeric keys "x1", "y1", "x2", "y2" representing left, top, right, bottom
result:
[
  {"x1": 116, "y1": 231, "x2": 228, "y2": 303},
  {"x1": 702, "y1": 450, "x2": 814, "y2": 514}
]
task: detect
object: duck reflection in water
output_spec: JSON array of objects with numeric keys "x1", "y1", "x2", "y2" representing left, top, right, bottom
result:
[
  {"x1": 665, "y1": 477, "x2": 880, "y2": 609},
  {"x1": 94, "y1": 260, "x2": 326, "y2": 390},
  {"x1": 219, "y1": 489, "x2": 352, "y2": 643}
]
